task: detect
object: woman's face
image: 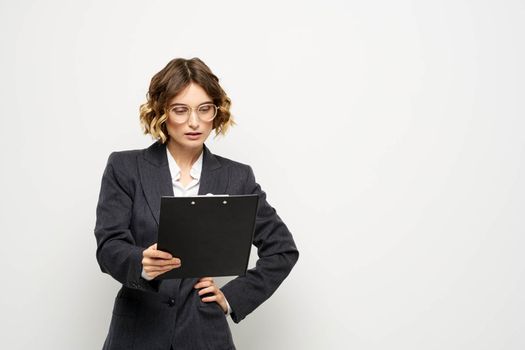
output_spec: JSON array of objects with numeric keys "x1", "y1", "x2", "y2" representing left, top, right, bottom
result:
[{"x1": 165, "y1": 83, "x2": 215, "y2": 150}]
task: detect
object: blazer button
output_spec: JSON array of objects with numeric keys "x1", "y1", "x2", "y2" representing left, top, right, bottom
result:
[{"x1": 168, "y1": 298, "x2": 176, "y2": 307}]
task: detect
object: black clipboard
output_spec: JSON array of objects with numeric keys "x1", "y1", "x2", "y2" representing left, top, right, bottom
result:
[{"x1": 156, "y1": 194, "x2": 259, "y2": 279}]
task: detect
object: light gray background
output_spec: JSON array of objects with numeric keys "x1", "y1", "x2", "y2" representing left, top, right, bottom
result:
[{"x1": 0, "y1": 0, "x2": 523, "y2": 349}]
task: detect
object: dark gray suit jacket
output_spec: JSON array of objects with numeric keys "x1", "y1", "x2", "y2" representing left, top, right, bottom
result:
[{"x1": 94, "y1": 141, "x2": 299, "y2": 350}]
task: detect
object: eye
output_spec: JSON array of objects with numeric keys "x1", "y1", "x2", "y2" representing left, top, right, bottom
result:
[
  {"x1": 198, "y1": 105, "x2": 212, "y2": 113},
  {"x1": 172, "y1": 106, "x2": 189, "y2": 115}
]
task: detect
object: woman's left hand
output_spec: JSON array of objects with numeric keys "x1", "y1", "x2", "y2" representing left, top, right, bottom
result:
[{"x1": 194, "y1": 277, "x2": 228, "y2": 313}]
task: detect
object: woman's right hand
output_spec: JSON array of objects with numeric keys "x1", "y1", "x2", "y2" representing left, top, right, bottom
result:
[{"x1": 142, "y1": 243, "x2": 181, "y2": 279}]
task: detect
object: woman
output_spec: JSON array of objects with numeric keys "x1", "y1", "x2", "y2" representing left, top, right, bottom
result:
[{"x1": 94, "y1": 57, "x2": 299, "y2": 350}]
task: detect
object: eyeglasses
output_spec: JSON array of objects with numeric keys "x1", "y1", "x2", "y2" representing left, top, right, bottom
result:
[{"x1": 167, "y1": 103, "x2": 218, "y2": 123}]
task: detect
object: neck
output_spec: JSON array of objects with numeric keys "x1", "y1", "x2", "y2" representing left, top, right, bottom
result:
[{"x1": 166, "y1": 140, "x2": 203, "y2": 169}]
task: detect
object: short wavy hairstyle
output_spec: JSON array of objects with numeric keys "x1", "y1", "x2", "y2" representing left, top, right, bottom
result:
[{"x1": 139, "y1": 57, "x2": 235, "y2": 143}]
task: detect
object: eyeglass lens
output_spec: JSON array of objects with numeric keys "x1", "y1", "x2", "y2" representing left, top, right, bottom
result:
[{"x1": 170, "y1": 104, "x2": 217, "y2": 123}]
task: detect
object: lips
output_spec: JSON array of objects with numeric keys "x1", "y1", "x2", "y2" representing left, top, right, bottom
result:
[{"x1": 185, "y1": 132, "x2": 202, "y2": 140}]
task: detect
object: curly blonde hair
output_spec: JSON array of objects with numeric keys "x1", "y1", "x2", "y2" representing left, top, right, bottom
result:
[{"x1": 139, "y1": 57, "x2": 235, "y2": 143}]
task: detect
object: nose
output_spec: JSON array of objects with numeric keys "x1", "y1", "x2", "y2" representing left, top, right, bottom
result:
[{"x1": 187, "y1": 109, "x2": 199, "y2": 128}]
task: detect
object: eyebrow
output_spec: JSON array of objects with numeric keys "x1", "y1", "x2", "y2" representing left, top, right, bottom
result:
[{"x1": 168, "y1": 101, "x2": 214, "y2": 108}]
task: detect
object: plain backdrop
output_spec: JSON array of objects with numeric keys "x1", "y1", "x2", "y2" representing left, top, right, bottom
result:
[{"x1": 0, "y1": 0, "x2": 524, "y2": 349}]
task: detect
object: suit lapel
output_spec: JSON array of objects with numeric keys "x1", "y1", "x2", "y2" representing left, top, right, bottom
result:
[
  {"x1": 198, "y1": 144, "x2": 230, "y2": 196},
  {"x1": 138, "y1": 142, "x2": 173, "y2": 226},
  {"x1": 138, "y1": 141, "x2": 229, "y2": 226}
]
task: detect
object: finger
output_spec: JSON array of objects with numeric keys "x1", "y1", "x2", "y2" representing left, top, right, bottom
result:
[
  {"x1": 194, "y1": 277, "x2": 213, "y2": 287},
  {"x1": 156, "y1": 258, "x2": 181, "y2": 266},
  {"x1": 145, "y1": 264, "x2": 180, "y2": 273},
  {"x1": 146, "y1": 264, "x2": 181, "y2": 272},
  {"x1": 143, "y1": 257, "x2": 180, "y2": 266},
  {"x1": 197, "y1": 286, "x2": 217, "y2": 296},
  {"x1": 144, "y1": 249, "x2": 173, "y2": 260},
  {"x1": 143, "y1": 243, "x2": 158, "y2": 255},
  {"x1": 193, "y1": 280, "x2": 213, "y2": 289},
  {"x1": 201, "y1": 295, "x2": 219, "y2": 303},
  {"x1": 143, "y1": 245, "x2": 171, "y2": 259}
]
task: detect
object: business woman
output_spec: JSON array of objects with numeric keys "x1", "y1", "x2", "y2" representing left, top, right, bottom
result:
[{"x1": 94, "y1": 57, "x2": 299, "y2": 349}]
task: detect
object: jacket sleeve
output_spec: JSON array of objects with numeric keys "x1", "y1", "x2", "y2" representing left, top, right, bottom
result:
[
  {"x1": 94, "y1": 152, "x2": 160, "y2": 293},
  {"x1": 221, "y1": 165, "x2": 299, "y2": 323}
]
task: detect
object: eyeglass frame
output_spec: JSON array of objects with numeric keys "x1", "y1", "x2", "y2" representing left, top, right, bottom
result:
[{"x1": 166, "y1": 102, "x2": 219, "y2": 124}]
